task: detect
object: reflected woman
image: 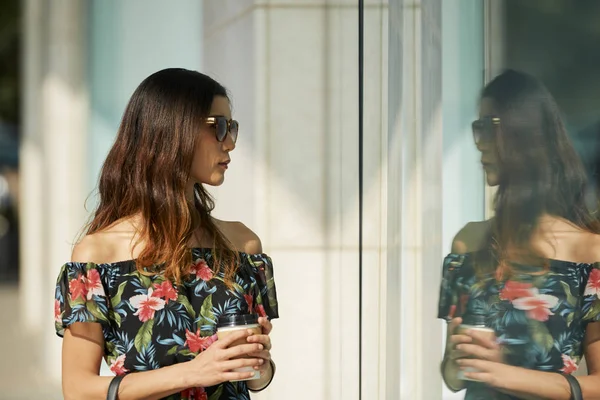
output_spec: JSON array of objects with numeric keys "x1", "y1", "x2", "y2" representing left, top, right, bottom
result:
[{"x1": 439, "y1": 69, "x2": 600, "y2": 399}]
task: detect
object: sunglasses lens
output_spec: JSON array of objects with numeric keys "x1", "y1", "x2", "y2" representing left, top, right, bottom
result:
[
  {"x1": 216, "y1": 117, "x2": 228, "y2": 142},
  {"x1": 472, "y1": 119, "x2": 495, "y2": 143},
  {"x1": 230, "y1": 120, "x2": 239, "y2": 143}
]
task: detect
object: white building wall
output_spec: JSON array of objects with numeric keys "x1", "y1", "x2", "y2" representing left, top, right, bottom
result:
[
  {"x1": 202, "y1": 2, "x2": 387, "y2": 399},
  {"x1": 386, "y1": 1, "x2": 485, "y2": 399}
]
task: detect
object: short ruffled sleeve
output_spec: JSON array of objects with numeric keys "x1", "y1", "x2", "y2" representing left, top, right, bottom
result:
[
  {"x1": 54, "y1": 262, "x2": 112, "y2": 337},
  {"x1": 437, "y1": 253, "x2": 471, "y2": 321},
  {"x1": 248, "y1": 254, "x2": 279, "y2": 319},
  {"x1": 581, "y1": 264, "x2": 600, "y2": 322}
]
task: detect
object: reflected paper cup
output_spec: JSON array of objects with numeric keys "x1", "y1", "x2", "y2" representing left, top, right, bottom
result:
[
  {"x1": 216, "y1": 314, "x2": 262, "y2": 381},
  {"x1": 455, "y1": 323, "x2": 496, "y2": 381}
]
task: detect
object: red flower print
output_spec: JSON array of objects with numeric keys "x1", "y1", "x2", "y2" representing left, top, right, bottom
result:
[
  {"x1": 512, "y1": 289, "x2": 559, "y2": 322},
  {"x1": 447, "y1": 304, "x2": 456, "y2": 319},
  {"x1": 85, "y1": 269, "x2": 105, "y2": 300},
  {"x1": 152, "y1": 281, "x2": 178, "y2": 304},
  {"x1": 181, "y1": 387, "x2": 208, "y2": 400},
  {"x1": 190, "y1": 259, "x2": 213, "y2": 281},
  {"x1": 129, "y1": 289, "x2": 166, "y2": 322},
  {"x1": 185, "y1": 330, "x2": 217, "y2": 353},
  {"x1": 459, "y1": 294, "x2": 469, "y2": 313},
  {"x1": 499, "y1": 281, "x2": 533, "y2": 302},
  {"x1": 69, "y1": 275, "x2": 87, "y2": 301},
  {"x1": 109, "y1": 354, "x2": 129, "y2": 376},
  {"x1": 244, "y1": 294, "x2": 254, "y2": 313},
  {"x1": 54, "y1": 299, "x2": 61, "y2": 323},
  {"x1": 560, "y1": 354, "x2": 578, "y2": 375},
  {"x1": 256, "y1": 304, "x2": 267, "y2": 318},
  {"x1": 585, "y1": 269, "x2": 600, "y2": 298}
]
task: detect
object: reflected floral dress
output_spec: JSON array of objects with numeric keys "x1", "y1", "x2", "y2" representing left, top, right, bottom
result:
[
  {"x1": 438, "y1": 252, "x2": 600, "y2": 400},
  {"x1": 54, "y1": 248, "x2": 279, "y2": 400}
]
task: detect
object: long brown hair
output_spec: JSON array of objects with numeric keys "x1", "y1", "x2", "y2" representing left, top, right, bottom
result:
[
  {"x1": 478, "y1": 70, "x2": 599, "y2": 277},
  {"x1": 85, "y1": 68, "x2": 239, "y2": 285}
]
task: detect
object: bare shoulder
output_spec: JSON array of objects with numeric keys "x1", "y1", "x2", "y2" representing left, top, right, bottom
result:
[
  {"x1": 71, "y1": 221, "x2": 138, "y2": 263},
  {"x1": 451, "y1": 219, "x2": 493, "y2": 254},
  {"x1": 214, "y1": 219, "x2": 264, "y2": 254},
  {"x1": 578, "y1": 230, "x2": 600, "y2": 263},
  {"x1": 71, "y1": 234, "x2": 115, "y2": 263}
]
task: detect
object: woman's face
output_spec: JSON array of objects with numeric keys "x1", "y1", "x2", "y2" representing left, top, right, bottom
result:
[
  {"x1": 476, "y1": 97, "x2": 501, "y2": 187},
  {"x1": 190, "y1": 95, "x2": 236, "y2": 187}
]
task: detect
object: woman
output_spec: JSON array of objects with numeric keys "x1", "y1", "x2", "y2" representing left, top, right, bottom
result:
[
  {"x1": 54, "y1": 68, "x2": 279, "y2": 400},
  {"x1": 438, "y1": 69, "x2": 600, "y2": 399}
]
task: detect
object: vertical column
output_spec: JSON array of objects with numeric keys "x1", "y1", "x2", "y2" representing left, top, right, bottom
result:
[
  {"x1": 20, "y1": 0, "x2": 46, "y2": 333},
  {"x1": 386, "y1": 0, "x2": 403, "y2": 397},
  {"x1": 21, "y1": 0, "x2": 89, "y2": 385},
  {"x1": 42, "y1": 0, "x2": 89, "y2": 381},
  {"x1": 361, "y1": 1, "x2": 389, "y2": 399},
  {"x1": 203, "y1": 1, "x2": 362, "y2": 399},
  {"x1": 387, "y1": 0, "x2": 443, "y2": 398},
  {"x1": 419, "y1": 3, "x2": 443, "y2": 400},
  {"x1": 483, "y1": 0, "x2": 505, "y2": 219}
]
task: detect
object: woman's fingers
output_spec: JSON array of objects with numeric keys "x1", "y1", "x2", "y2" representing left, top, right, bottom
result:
[
  {"x1": 258, "y1": 317, "x2": 273, "y2": 335},
  {"x1": 448, "y1": 317, "x2": 463, "y2": 335},
  {"x1": 222, "y1": 343, "x2": 263, "y2": 360},
  {"x1": 456, "y1": 343, "x2": 491, "y2": 360},
  {"x1": 465, "y1": 329, "x2": 498, "y2": 349},
  {"x1": 221, "y1": 356, "x2": 264, "y2": 371},
  {"x1": 449, "y1": 334, "x2": 473, "y2": 345},
  {"x1": 220, "y1": 370, "x2": 258, "y2": 381},
  {"x1": 247, "y1": 333, "x2": 272, "y2": 350},
  {"x1": 246, "y1": 349, "x2": 271, "y2": 361}
]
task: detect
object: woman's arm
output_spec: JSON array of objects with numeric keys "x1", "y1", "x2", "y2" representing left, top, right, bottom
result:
[
  {"x1": 63, "y1": 322, "x2": 264, "y2": 400},
  {"x1": 63, "y1": 322, "x2": 192, "y2": 400}
]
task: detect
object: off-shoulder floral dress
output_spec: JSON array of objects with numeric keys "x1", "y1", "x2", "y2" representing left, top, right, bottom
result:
[
  {"x1": 438, "y1": 252, "x2": 600, "y2": 400},
  {"x1": 54, "y1": 248, "x2": 279, "y2": 400}
]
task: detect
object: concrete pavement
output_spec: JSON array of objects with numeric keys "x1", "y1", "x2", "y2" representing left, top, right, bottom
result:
[{"x1": 0, "y1": 284, "x2": 62, "y2": 399}]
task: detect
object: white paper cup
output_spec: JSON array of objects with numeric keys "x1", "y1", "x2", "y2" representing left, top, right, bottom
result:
[
  {"x1": 216, "y1": 315, "x2": 263, "y2": 382},
  {"x1": 455, "y1": 324, "x2": 495, "y2": 381}
]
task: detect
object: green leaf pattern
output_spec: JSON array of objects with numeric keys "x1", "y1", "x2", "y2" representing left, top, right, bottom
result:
[{"x1": 134, "y1": 319, "x2": 154, "y2": 352}]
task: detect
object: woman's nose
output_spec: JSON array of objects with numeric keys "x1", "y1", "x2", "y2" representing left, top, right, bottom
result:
[
  {"x1": 475, "y1": 140, "x2": 492, "y2": 152},
  {"x1": 223, "y1": 133, "x2": 236, "y2": 152}
]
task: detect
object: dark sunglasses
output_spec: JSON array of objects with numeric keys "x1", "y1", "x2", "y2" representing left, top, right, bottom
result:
[
  {"x1": 206, "y1": 116, "x2": 239, "y2": 143},
  {"x1": 472, "y1": 116, "x2": 500, "y2": 144}
]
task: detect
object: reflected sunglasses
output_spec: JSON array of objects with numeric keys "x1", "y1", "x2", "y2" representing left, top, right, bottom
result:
[
  {"x1": 472, "y1": 116, "x2": 500, "y2": 144},
  {"x1": 206, "y1": 116, "x2": 239, "y2": 143}
]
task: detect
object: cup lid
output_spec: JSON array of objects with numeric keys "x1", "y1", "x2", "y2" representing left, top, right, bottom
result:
[{"x1": 216, "y1": 313, "x2": 259, "y2": 328}]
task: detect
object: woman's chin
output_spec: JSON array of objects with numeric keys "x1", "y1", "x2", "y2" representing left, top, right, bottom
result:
[{"x1": 201, "y1": 176, "x2": 225, "y2": 187}]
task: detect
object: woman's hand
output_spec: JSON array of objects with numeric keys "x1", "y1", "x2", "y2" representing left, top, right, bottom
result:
[
  {"x1": 457, "y1": 328, "x2": 503, "y2": 363},
  {"x1": 445, "y1": 317, "x2": 472, "y2": 361},
  {"x1": 188, "y1": 329, "x2": 265, "y2": 387},
  {"x1": 442, "y1": 317, "x2": 470, "y2": 391},
  {"x1": 246, "y1": 317, "x2": 273, "y2": 376},
  {"x1": 456, "y1": 358, "x2": 514, "y2": 389}
]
